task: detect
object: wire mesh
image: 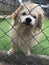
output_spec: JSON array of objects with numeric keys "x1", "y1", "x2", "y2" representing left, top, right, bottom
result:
[{"x1": 0, "y1": 0, "x2": 49, "y2": 65}]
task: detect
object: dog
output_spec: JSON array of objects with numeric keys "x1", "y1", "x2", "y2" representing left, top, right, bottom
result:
[{"x1": 8, "y1": 2, "x2": 44, "y2": 56}]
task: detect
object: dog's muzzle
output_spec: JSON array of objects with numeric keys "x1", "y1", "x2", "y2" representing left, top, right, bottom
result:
[{"x1": 20, "y1": 15, "x2": 36, "y2": 26}]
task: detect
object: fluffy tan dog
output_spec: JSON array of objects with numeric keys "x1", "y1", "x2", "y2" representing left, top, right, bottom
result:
[{"x1": 8, "y1": 2, "x2": 44, "y2": 56}]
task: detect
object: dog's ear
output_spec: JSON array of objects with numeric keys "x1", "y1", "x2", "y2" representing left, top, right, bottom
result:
[
  {"x1": 36, "y1": 13, "x2": 44, "y2": 29},
  {"x1": 12, "y1": 5, "x2": 24, "y2": 26},
  {"x1": 37, "y1": 14, "x2": 42, "y2": 29}
]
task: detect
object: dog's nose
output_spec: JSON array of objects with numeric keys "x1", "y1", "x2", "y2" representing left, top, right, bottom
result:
[{"x1": 26, "y1": 17, "x2": 32, "y2": 25}]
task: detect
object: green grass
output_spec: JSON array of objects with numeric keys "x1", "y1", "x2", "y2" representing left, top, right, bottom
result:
[
  {"x1": 0, "y1": 18, "x2": 49, "y2": 55},
  {"x1": 0, "y1": 18, "x2": 11, "y2": 50}
]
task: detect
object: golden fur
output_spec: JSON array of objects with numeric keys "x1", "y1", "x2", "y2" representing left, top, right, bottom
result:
[{"x1": 8, "y1": 2, "x2": 44, "y2": 56}]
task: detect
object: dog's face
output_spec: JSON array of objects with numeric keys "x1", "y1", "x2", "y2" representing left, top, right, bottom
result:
[
  {"x1": 19, "y1": 8, "x2": 36, "y2": 26},
  {"x1": 12, "y1": 2, "x2": 44, "y2": 32}
]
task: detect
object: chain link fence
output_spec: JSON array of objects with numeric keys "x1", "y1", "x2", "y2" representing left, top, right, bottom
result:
[{"x1": 0, "y1": 0, "x2": 49, "y2": 65}]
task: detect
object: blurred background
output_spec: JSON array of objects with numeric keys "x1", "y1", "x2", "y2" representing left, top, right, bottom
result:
[{"x1": 0, "y1": 0, "x2": 49, "y2": 18}]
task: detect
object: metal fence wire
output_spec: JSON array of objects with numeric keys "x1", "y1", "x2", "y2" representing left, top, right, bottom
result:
[{"x1": 0, "y1": 0, "x2": 49, "y2": 65}]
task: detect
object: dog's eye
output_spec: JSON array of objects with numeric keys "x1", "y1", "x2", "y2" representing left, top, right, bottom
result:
[
  {"x1": 33, "y1": 16, "x2": 36, "y2": 19},
  {"x1": 22, "y1": 12, "x2": 26, "y2": 15}
]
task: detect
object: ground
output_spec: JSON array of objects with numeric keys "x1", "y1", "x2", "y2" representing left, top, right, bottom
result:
[{"x1": 0, "y1": 51, "x2": 49, "y2": 65}]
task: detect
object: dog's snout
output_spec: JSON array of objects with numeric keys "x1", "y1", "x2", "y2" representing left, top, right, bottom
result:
[{"x1": 26, "y1": 17, "x2": 32, "y2": 25}]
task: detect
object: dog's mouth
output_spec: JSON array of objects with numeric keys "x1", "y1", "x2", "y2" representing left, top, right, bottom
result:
[{"x1": 23, "y1": 22, "x2": 32, "y2": 26}]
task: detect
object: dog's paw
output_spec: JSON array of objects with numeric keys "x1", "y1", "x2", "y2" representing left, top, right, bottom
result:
[
  {"x1": 7, "y1": 48, "x2": 15, "y2": 55},
  {"x1": 25, "y1": 51, "x2": 31, "y2": 56}
]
